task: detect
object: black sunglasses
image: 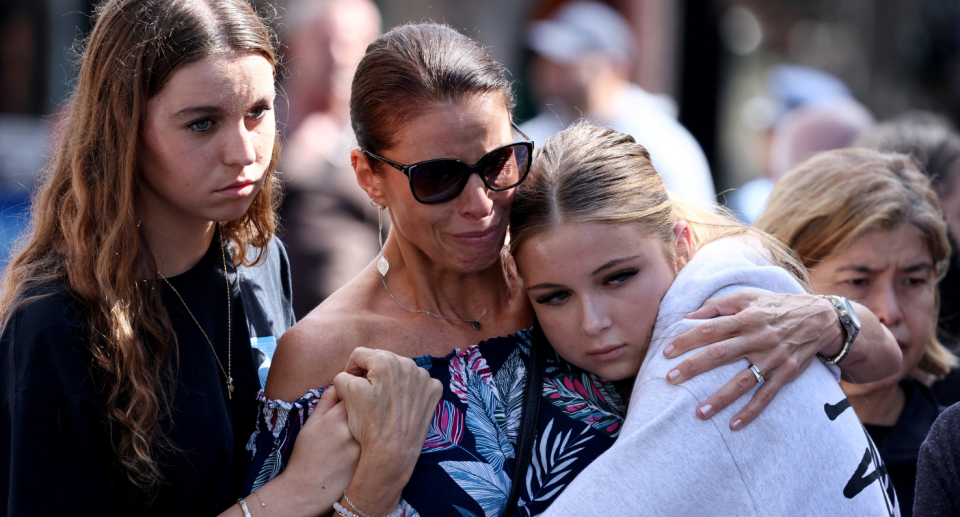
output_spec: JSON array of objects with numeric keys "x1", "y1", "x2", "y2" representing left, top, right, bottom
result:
[{"x1": 362, "y1": 122, "x2": 534, "y2": 204}]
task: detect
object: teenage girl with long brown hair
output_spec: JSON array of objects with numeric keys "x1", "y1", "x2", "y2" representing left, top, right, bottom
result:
[{"x1": 0, "y1": 1, "x2": 440, "y2": 515}]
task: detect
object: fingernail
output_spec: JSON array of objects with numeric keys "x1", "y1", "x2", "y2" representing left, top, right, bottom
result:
[
  {"x1": 732, "y1": 419, "x2": 743, "y2": 430},
  {"x1": 667, "y1": 369, "x2": 680, "y2": 382},
  {"x1": 699, "y1": 404, "x2": 713, "y2": 417},
  {"x1": 663, "y1": 344, "x2": 674, "y2": 356}
]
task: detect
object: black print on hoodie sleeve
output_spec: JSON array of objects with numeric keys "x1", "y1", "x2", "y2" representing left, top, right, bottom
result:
[{"x1": 824, "y1": 397, "x2": 898, "y2": 516}]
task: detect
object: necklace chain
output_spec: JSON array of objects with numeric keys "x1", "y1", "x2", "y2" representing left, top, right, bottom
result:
[
  {"x1": 160, "y1": 230, "x2": 233, "y2": 398},
  {"x1": 376, "y1": 258, "x2": 508, "y2": 330}
]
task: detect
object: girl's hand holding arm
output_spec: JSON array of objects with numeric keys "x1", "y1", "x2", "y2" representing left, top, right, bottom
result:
[
  {"x1": 218, "y1": 386, "x2": 360, "y2": 517},
  {"x1": 661, "y1": 291, "x2": 902, "y2": 430},
  {"x1": 333, "y1": 347, "x2": 444, "y2": 516}
]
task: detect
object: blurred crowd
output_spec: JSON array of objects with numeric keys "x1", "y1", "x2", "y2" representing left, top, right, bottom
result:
[{"x1": 4, "y1": 0, "x2": 960, "y2": 513}]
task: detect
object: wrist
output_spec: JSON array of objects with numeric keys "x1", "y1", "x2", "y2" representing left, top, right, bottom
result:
[
  {"x1": 816, "y1": 295, "x2": 859, "y2": 365},
  {"x1": 261, "y1": 469, "x2": 337, "y2": 516},
  {"x1": 343, "y1": 459, "x2": 408, "y2": 516},
  {"x1": 358, "y1": 439, "x2": 421, "y2": 483},
  {"x1": 816, "y1": 296, "x2": 846, "y2": 358}
]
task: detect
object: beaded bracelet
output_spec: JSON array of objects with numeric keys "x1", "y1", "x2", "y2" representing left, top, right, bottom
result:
[
  {"x1": 333, "y1": 502, "x2": 357, "y2": 517},
  {"x1": 237, "y1": 498, "x2": 251, "y2": 517}
]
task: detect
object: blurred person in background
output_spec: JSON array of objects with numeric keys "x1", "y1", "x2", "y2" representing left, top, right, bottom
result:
[
  {"x1": 519, "y1": 1, "x2": 716, "y2": 209},
  {"x1": 0, "y1": 2, "x2": 44, "y2": 268},
  {"x1": 277, "y1": 0, "x2": 382, "y2": 319},
  {"x1": 855, "y1": 112, "x2": 960, "y2": 406},
  {"x1": 727, "y1": 65, "x2": 874, "y2": 223},
  {"x1": 756, "y1": 148, "x2": 956, "y2": 517}
]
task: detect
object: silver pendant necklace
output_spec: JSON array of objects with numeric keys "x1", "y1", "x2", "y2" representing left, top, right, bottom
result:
[{"x1": 377, "y1": 262, "x2": 508, "y2": 330}]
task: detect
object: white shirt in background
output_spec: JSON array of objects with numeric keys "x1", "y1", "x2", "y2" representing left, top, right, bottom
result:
[{"x1": 520, "y1": 84, "x2": 717, "y2": 210}]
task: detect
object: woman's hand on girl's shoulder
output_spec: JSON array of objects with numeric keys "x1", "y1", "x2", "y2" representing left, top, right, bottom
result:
[{"x1": 660, "y1": 291, "x2": 842, "y2": 430}]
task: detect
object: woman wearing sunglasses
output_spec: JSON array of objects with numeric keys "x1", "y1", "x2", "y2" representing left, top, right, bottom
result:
[{"x1": 248, "y1": 23, "x2": 902, "y2": 516}]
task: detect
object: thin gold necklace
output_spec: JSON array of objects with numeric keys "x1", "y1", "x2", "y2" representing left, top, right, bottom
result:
[
  {"x1": 376, "y1": 260, "x2": 508, "y2": 330},
  {"x1": 160, "y1": 232, "x2": 233, "y2": 399}
]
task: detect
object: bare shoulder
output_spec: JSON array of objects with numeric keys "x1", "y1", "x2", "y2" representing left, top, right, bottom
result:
[{"x1": 265, "y1": 274, "x2": 383, "y2": 401}]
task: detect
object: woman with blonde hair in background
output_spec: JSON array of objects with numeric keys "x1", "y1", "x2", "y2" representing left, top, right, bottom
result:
[
  {"x1": 500, "y1": 122, "x2": 899, "y2": 516},
  {"x1": 755, "y1": 148, "x2": 955, "y2": 517}
]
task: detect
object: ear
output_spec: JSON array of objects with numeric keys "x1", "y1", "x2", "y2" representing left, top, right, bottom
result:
[
  {"x1": 673, "y1": 220, "x2": 693, "y2": 271},
  {"x1": 351, "y1": 149, "x2": 387, "y2": 207}
]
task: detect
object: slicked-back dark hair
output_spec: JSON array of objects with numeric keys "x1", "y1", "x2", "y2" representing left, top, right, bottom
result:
[{"x1": 350, "y1": 23, "x2": 515, "y2": 154}]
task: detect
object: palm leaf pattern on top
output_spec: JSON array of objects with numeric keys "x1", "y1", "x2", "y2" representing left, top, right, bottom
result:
[
  {"x1": 466, "y1": 375, "x2": 514, "y2": 473},
  {"x1": 542, "y1": 358, "x2": 624, "y2": 437},
  {"x1": 520, "y1": 419, "x2": 594, "y2": 512},
  {"x1": 251, "y1": 436, "x2": 284, "y2": 493},
  {"x1": 492, "y1": 348, "x2": 526, "y2": 443},
  {"x1": 245, "y1": 331, "x2": 623, "y2": 516},
  {"x1": 423, "y1": 400, "x2": 465, "y2": 453},
  {"x1": 449, "y1": 345, "x2": 495, "y2": 404},
  {"x1": 440, "y1": 460, "x2": 511, "y2": 517}
]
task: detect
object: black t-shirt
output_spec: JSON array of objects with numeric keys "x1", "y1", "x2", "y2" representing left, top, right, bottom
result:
[
  {"x1": 864, "y1": 377, "x2": 943, "y2": 517},
  {"x1": 1, "y1": 237, "x2": 268, "y2": 516}
]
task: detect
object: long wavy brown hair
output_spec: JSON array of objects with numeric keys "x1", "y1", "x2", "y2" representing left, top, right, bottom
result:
[{"x1": 0, "y1": 0, "x2": 280, "y2": 492}]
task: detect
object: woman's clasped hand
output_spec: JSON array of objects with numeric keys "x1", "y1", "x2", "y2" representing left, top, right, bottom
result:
[
  {"x1": 225, "y1": 347, "x2": 442, "y2": 517},
  {"x1": 332, "y1": 348, "x2": 443, "y2": 515}
]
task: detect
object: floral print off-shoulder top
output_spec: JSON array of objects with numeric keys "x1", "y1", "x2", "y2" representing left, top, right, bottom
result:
[{"x1": 243, "y1": 329, "x2": 625, "y2": 516}]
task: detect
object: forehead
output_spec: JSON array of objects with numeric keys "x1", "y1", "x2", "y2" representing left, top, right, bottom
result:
[
  {"x1": 830, "y1": 225, "x2": 933, "y2": 269},
  {"x1": 389, "y1": 94, "x2": 512, "y2": 164},
  {"x1": 519, "y1": 222, "x2": 662, "y2": 277},
  {"x1": 150, "y1": 51, "x2": 275, "y2": 112}
]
